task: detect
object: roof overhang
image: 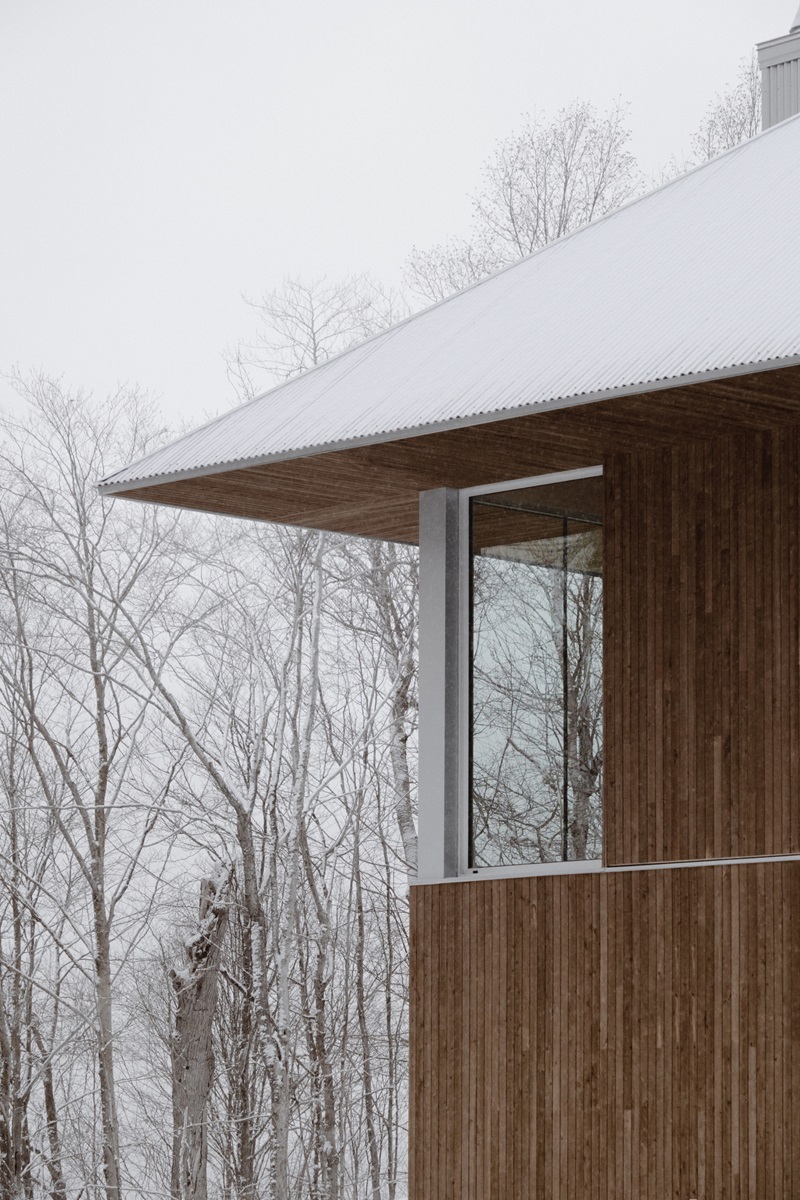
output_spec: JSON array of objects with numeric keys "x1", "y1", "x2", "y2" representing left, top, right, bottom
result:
[
  {"x1": 101, "y1": 361, "x2": 800, "y2": 544},
  {"x1": 99, "y1": 114, "x2": 800, "y2": 540}
]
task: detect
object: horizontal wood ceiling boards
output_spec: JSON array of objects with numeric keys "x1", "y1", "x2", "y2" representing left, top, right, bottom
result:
[
  {"x1": 604, "y1": 425, "x2": 800, "y2": 866},
  {"x1": 409, "y1": 865, "x2": 800, "y2": 1200},
  {"x1": 110, "y1": 364, "x2": 800, "y2": 543}
]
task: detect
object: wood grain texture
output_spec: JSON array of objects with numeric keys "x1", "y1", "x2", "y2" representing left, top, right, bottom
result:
[
  {"x1": 409, "y1": 864, "x2": 800, "y2": 1200},
  {"x1": 112, "y1": 365, "x2": 800, "y2": 542},
  {"x1": 604, "y1": 427, "x2": 800, "y2": 865}
]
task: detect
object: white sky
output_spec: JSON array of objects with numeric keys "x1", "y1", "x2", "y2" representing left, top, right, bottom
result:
[{"x1": 0, "y1": 0, "x2": 792, "y2": 423}]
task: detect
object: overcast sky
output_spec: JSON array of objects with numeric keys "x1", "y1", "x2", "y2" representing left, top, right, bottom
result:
[{"x1": 0, "y1": 0, "x2": 792, "y2": 424}]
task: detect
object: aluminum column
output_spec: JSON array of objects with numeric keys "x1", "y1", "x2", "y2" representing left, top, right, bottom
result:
[{"x1": 416, "y1": 488, "x2": 465, "y2": 882}]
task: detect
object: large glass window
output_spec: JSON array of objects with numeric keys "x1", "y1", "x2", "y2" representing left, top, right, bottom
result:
[{"x1": 470, "y1": 471, "x2": 603, "y2": 867}]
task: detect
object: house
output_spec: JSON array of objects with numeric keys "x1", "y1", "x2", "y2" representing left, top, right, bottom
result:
[{"x1": 100, "y1": 12, "x2": 800, "y2": 1197}]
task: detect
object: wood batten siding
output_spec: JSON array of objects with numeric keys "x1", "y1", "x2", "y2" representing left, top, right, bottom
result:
[
  {"x1": 604, "y1": 427, "x2": 800, "y2": 866},
  {"x1": 109, "y1": 365, "x2": 800, "y2": 543},
  {"x1": 410, "y1": 865, "x2": 800, "y2": 1200}
]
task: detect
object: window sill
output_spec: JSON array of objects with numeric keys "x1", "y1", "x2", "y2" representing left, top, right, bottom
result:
[{"x1": 411, "y1": 851, "x2": 800, "y2": 886}]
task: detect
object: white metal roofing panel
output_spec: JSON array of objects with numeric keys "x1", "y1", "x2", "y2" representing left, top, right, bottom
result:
[{"x1": 100, "y1": 113, "x2": 800, "y2": 493}]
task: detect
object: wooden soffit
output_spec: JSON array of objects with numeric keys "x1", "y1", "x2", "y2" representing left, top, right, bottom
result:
[{"x1": 112, "y1": 365, "x2": 800, "y2": 543}]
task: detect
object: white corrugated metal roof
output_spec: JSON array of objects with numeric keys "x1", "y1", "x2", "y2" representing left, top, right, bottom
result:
[{"x1": 100, "y1": 113, "x2": 800, "y2": 494}]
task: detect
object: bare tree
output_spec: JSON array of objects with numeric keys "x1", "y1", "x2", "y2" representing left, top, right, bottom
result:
[
  {"x1": 363, "y1": 545, "x2": 417, "y2": 875},
  {"x1": 226, "y1": 275, "x2": 407, "y2": 398},
  {"x1": 0, "y1": 375, "x2": 184, "y2": 1199},
  {"x1": 107, "y1": 508, "x2": 415, "y2": 1198},
  {"x1": 0, "y1": 673, "x2": 43, "y2": 1200},
  {"x1": 115, "y1": 520, "x2": 330, "y2": 1197},
  {"x1": 4, "y1": 371, "x2": 416, "y2": 1200},
  {"x1": 405, "y1": 100, "x2": 641, "y2": 302},
  {"x1": 691, "y1": 52, "x2": 761, "y2": 162},
  {"x1": 227, "y1": 272, "x2": 419, "y2": 878},
  {"x1": 653, "y1": 53, "x2": 762, "y2": 185}
]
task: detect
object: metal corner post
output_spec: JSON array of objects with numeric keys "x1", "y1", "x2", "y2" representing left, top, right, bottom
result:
[{"x1": 417, "y1": 488, "x2": 464, "y2": 881}]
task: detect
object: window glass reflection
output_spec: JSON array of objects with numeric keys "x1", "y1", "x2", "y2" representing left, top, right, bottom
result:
[{"x1": 470, "y1": 474, "x2": 603, "y2": 867}]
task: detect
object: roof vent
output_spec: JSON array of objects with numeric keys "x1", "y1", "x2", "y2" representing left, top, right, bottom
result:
[{"x1": 758, "y1": 8, "x2": 800, "y2": 128}]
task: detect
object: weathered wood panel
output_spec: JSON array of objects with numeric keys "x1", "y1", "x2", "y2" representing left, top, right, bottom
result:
[
  {"x1": 409, "y1": 865, "x2": 800, "y2": 1200},
  {"x1": 604, "y1": 427, "x2": 800, "y2": 866}
]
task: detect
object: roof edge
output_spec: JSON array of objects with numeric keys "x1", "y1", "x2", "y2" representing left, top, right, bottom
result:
[
  {"x1": 98, "y1": 354, "x2": 800, "y2": 497},
  {"x1": 99, "y1": 113, "x2": 800, "y2": 500}
]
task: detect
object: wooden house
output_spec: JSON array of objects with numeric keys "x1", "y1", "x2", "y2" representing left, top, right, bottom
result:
[{"x1": 101, "y1": 15, "x2": 800, "y2": 1196}]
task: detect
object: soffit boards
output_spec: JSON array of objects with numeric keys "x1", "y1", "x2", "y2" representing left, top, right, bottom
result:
[{"x1": 107, "y1": 366, "x2": 800, "y2": 543}]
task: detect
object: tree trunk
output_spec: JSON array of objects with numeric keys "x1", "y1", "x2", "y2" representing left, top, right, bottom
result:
[
  {"x1": 31, "y1": 1024, "x2": 67, "y2": 1200},
  {"x1": 93, "y1": 908, "x2": 123, "y2": 1200},
  {"x1": 171, "y1": 871, "x2": 231, "y2": 1200},
  {"x1": 369, "y1": 544, "x2": 417, "y2": 873},
  {"x1": 354, "y1": 836, "x2": 383, "y2": 1200},
  {"x1": 566, "y1": 576, "x2": 602, "y2": 861}
]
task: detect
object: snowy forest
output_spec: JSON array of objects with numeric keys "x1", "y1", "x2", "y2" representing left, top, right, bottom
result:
[{"x1": 0, "y1": 63, "x2": 759, "y2": 1200}]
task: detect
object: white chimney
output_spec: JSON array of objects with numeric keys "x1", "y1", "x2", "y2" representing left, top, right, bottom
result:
[{"x1": 758, "y1": 7, "x2": 800, "y2": 128}]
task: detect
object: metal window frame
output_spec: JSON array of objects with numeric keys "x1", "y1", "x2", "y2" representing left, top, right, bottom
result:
[
  {"x1": 416, "y1": 467, "x2": 603, "y2": 884},
  {"x1": 463, "y1": 466, "x2": 604, "y2": 877}
]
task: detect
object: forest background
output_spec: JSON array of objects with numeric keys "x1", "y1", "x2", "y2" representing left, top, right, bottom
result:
[{"x1": 0, "y1": 58, "x2": 760, "y2": 1200}]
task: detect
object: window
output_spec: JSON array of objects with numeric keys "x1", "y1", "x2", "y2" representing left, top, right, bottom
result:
[{"x1": 469, "y1": 469, "x2": 603, "y2": 868}]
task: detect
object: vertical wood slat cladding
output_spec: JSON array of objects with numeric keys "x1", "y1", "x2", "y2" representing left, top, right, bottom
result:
[
  {"x1": 409, "y1": 865, "x2": 800, "y2": 1200},
  {"x1": 604, "y1": 428, "x2": 800, "y2": 866}
]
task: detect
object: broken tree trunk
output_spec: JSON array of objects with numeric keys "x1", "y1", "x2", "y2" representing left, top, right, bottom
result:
[{"x1": 170, "y1": 869, "x2": 231, "y2": 1200}]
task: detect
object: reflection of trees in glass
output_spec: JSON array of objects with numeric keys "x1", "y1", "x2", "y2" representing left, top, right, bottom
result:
[{"x1": 471, "y1": 532, "x2": 602, "y2": 866}]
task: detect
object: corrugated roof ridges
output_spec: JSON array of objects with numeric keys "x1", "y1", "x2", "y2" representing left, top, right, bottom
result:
[{"x1": 100, "y1": 112, "x2": 800, "y2": 493}]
